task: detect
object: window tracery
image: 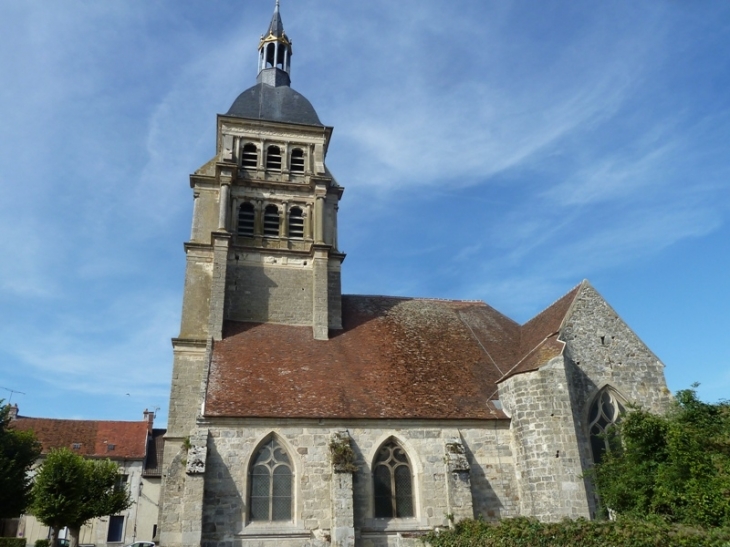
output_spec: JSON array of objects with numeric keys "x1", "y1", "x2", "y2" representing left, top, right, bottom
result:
[
  {"x1": 249, "y1": 437, "x2": 293, "y2": 522},
  {"x1": 373, "y1": 439, "x2": 414, "y2": 518},
  {"x1": 588, "y1": 388, "x2": 625, "y2": 464}
]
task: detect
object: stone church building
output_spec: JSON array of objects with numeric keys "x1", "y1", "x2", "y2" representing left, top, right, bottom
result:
[{"x1": 158, "y1": 4, "x2": 672, "y2": 547}]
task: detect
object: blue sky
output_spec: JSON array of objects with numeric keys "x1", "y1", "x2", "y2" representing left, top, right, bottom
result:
[{"x1": 1, "y1": 1, "x2": 728, "y2": 426}]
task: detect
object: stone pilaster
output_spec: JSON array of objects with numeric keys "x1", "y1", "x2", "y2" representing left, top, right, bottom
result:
[
  {"x1": 330, "y1": 431, "x2": 355, "y2": 547},
  {"x1": 443, "y1": 433, "x2": 474, "y2": 523},
  {"x1": 331, "y1": 473, "x2": 355, "y2": 547},
  {"x1": 208, "y1": 232, "x2": 230, "y2": 341},
  {"x1": 178, "y1": 428, "x2": 209, "y2": 547},
  {"x1": 312, "y1": 246, "x2": 329, "y2": 340}
]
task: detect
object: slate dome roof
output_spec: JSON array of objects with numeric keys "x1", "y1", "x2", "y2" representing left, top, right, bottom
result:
[{"x1": 226, "y1": 82, "x2": 323, "y2": 126}]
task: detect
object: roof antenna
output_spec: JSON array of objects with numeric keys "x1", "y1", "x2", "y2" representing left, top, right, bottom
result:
[{"x1": 1, "y1": 386, "x2": 26, "y2": 403}]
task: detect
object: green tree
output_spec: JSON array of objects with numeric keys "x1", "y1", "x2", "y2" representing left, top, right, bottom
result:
[
  {"x1": 29, "y1": 448, "x2": 132, "y2": 547},
  {"x1": 0, "y1": 401, "x2": 42, "y2": 519},
  {"x1": 593, "y1": 386, "x2": 730, "y2": 527}
]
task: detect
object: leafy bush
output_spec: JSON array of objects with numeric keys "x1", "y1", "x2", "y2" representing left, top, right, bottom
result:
[
  {"x1": 593, "y1": 387, "x2": 730, "y2": 527},
  {"x1": 0, "y1": 539, "x2": 26, "y2": 547},
  {"x1": 34, "y1": 540, "x2": 50, "y2": 547},
  {"x1": 423, "y1": 517, "x2": 730, "y2": 547}
]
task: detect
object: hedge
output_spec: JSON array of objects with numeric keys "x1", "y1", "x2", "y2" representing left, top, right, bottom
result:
[
  {"x1": 0, "y1": 539, "x2": 26, "y2": 547},
  {"x1": 423, "y1": 517, "x2": 730, "y2": 547}
]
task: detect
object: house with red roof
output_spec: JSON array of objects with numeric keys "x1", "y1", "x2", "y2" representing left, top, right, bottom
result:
[
  {"x1": 8, "y1": 408, "x2": 164, "y2": 547},
  {"x1": 154, "y1": 4, "x2": 673, "y2": 547}
]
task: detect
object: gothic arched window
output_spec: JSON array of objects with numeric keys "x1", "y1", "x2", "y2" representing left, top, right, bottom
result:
[
  {"x1": 288, "y1": 207, "x2": 304, "y2": 239},
  {"x1": 290, "y1": 148, "x2": 305, "y2": 173},
  {"x1": 249, "y1": 437, "x2": 293, "y2": 522},
  {"x1": 263, "y1": 205, "x2": 280, "y2": 237},
  {"x1": 373, "y1": 439, "x2": 414, "y2": 518},
  {"x1": 242, "y1": 143, "x2": 258, "y2": 168},
  {"x1": 588, "y1": 388, "x2": 625, "y2": 464},
  {"x1": 266, "y1": 145, "x2": 282, "y2": 170},
  {"x1": 237, "y1": 202, "x2": 255, "y2": 237}
]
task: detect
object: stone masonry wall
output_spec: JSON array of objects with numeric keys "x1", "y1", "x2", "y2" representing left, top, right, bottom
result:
[
  {"x1": 166, "y1": 346, "x2": 208, "y2": 438},
  {"x1": 179, "y1": 250, "x2": 213, "y2": 339},
  {"x1": 562, "y1": 284, "x2": 671, "y2": 419},
  {"x1": 225, "y1": 261, "x2": 313, "y2": 326},
  {"x1": 328, "y1": 266, "x2": 342, "y2": 330},
  {"x1": 199, "y1": 420, "x2": 517, "y2": 547},
  {"x1": 560, "y1": 283, "x2": 673, "y2": 516},
  {"x1": 499, "y1": 358, "x2": 591, "y2": 522},
  {"x1": 190, "y1": 187, "x2": 219, "y2": 244}
]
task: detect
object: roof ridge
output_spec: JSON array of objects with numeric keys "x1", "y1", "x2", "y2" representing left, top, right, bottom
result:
[
  {"x1": 521, "y1": 280, "x2": 584, "y2": 328},
  {"x1": 498, "y1": 333, "x2": 565, "y2": 383},
  {"x1": 343, "y1": 293, "x2": 485, "y2": 304},
  {"x1": 15, "y1": 416, "x2": 148, "y2": 424}
]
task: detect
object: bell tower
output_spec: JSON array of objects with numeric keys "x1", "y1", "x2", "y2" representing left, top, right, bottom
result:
[
  {"x1": 179, "y1": 0, "x2": 344, "y2": 345},
  {"x1": 160, "y1": 4, "x2": 345, "y2": 546}
]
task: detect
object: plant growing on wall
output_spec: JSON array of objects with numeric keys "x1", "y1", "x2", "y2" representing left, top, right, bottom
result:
[
  {"x1": 29, "y1": 448, "x2": 132, "y2": 547},
  {"x1": 329, "y1": 431, "x2": 357, "y2": 473}
]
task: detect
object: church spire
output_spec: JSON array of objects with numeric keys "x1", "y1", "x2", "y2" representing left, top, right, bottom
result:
[{"x1": 257, "y1": 0, "x2": 292, "y2": 87}]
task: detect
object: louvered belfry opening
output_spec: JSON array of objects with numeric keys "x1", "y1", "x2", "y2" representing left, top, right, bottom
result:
[
  {"x1": 266, "y1": 145, "x2": 282, "y2": 170},
  {"x1": 373, "y1": 439, "x2": 414, "y2": 518},
  {"x1": 242, "y1": 143, "x2": 258, "y2": 168},
  {"x1": 237, "y1": 202, "x2": 255, "y2": 237},
  {"x1": 288, "y1": 207, "x2": 304, "y2": 239},
  {"x1": 263, "y1": 204, "x2": 280, "y2": 237},
  {"x1": 290, "y1": 148, "x2": 305, "y2": 173}
]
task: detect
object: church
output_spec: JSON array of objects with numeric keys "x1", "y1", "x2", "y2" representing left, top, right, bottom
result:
[{"x1": 157, "y1": 4, "x2": 672, "y2": 547}]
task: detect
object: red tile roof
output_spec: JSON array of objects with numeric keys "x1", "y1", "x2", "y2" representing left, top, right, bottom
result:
[
  {"x1": 12, "y1": 417, "x2": 149, "y2": 459},
  {"x1": 206, "y1": 285, "x2": 585, "y2": 420},
  {"x1": 499, "y1": 283, "x2": 582, "y2": 380}
]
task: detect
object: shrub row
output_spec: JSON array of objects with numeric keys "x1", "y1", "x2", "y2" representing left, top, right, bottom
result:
[
  {"x1": 0, "y1": 539, "x2": 26, "y2": 547},
  {"x1": 423, "y1": 517, "x2": 730, "y2": 547}
]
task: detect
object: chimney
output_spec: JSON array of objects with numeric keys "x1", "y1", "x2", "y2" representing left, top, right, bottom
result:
[
  {"x1": 8, "y1": 404, "x2": 19, "y2": 420},
  {"x1": 143, "y1": 409, "x2": 154, "y2": 432}
]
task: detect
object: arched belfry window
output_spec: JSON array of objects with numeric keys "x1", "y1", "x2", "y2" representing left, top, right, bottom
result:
[
  {"x1": 266, "y1": 145, "x2": 282, "y2": 170},
  {"x1": 237, "y1": 203, "x2": 255, "y2": 237},
  {"x1": 249, "y1": 437, "x2": 293, "y2": 522},
  {"x1": 242, "y1": 143, "x2": 258, "y2": 168},
  {"x1": 288, "y1": 207, "x2": 304, "y2": 239},
  {"x1": 263, "y1": 205, "x2": 280, "y2": 237},
  {"x1": 290, "y1": 148, "x2": 305, "y2": 173},
  {"x1": 588, "y1": 388, "x2": 625, "y2": 464},
  {"x1": 265, "y1": 43, "x2": 276, "y2": 69},
  {"x1": 373, "y1": 439, "x2": 414, "y2": 519}
]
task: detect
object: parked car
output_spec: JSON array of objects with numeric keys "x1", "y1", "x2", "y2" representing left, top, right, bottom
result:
[{"x1": 124, "y1": 542, "x2": 155, "y2": 547}]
